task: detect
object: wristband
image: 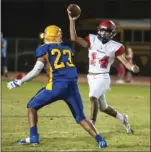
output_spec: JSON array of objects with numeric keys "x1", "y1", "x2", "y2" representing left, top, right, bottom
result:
[{"x1": 130, "y1": 65, "x2": 134, "y2": 72}]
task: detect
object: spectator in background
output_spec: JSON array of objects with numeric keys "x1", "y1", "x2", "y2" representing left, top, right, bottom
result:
[
  {"x1": 125, "y1": 45, "x2": 133, "y2": 83},
  {"x1": 1, "y1": 32, "x2": 8, "y2": 77},
  {"x1": 115, "y1": 43, "x2": 134, "y2": 84},
  {"x1": 115, "y1": 60, "x2": 126, "y2": 84}
]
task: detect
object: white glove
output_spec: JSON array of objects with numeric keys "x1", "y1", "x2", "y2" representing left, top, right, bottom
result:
[
  {"x1": 131, "y1": 65, "x2": 140, "y2": 73},
  {"x1": 7, "y1": 79, "x2": 22, "y2": 89}
]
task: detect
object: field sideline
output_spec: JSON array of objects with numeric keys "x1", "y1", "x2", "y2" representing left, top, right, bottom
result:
[
  {"x1": 1, "y1": 72, "x2": 150, "y2": 86},
  {"x1": 1, "y1": 77, "x2": 150, "y2": 151}
]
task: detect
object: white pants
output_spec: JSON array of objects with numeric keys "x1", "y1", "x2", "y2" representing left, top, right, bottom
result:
[{"x1": 87, "y1": 73, "x2": 110, "y2": 110}]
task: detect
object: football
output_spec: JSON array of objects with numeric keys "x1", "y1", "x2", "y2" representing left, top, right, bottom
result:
[{"x1": 67, "y1": 4, "x2": 81, "y2": 18}]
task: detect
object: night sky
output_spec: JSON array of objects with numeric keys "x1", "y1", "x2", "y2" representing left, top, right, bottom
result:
[{"x1": 1, "y1": 0, "x2": 150, "y2": 38}]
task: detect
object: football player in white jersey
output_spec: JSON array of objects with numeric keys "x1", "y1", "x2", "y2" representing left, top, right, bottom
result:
[{"x1": 68, "y1": 12, "x2": 139, "y2": 134}]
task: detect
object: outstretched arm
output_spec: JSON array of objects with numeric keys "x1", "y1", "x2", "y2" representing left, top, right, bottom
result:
[
  {"x1": 7, "y1": 56, "x2": 45, "y2": 89},
  {"x1": 68, "y1": 11, "x2": 89, "y2": 48},
  {"x1": 125, "y1": 47, "x2": 133, "y2": 64},
  {"x1": 20, "y1": 57, "x2": 45, "y2": 83},
  {"x1": 116, "y1": 54, "x2": 139, "y2": 73}
]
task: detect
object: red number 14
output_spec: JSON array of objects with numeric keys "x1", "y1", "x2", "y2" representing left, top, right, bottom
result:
[
  {"x1": 99, "y1": 56, "x2": 109, "y2": 68},
  {"x1": 90, "y1": 52, "x2": 109, "y2": 68}
]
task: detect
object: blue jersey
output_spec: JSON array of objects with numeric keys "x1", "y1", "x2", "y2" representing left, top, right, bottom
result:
[
  {"x1": 36, "y1": 44, "x2": 78, "y2": 89},
  {"x1": 27, "y1": 44, "x2": 86, "y2": 123},
  {"x1": 1, "y1": 38, "x2": 7, "y2": 57}
]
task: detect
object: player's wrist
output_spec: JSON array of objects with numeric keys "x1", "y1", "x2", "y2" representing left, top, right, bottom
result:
[
  {"x1": 19, "y1": 79, "x2": 24, "y2": 85},
  {"x1": 15, "y1": 79, "x2": 23, "y2": 86},
  {"x1": 130, "y1": 65, "x2": 135, "y2": 72},
  {"x1": 70, "y1": 18, "x2": 75, "y2": 22}
]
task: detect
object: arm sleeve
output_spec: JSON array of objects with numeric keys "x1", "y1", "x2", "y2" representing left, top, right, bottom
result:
[
  {"x1": 20, "y1": 61, "x2": 44, "y2": 83},
  {"x1": 115, "y1": 45, "x2": 125, "y2": 56}
]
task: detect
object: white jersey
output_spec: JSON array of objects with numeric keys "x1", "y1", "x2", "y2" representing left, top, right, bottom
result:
[{"x1": 86, "y1": 34, "x2": 124, "y2": 73}]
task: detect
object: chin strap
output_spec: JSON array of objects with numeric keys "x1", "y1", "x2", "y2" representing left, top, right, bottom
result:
[{"x1": 97, "y1": 35, "x2": 108, "y2": 44}]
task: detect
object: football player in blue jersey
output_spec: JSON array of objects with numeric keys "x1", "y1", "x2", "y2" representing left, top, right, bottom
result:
[
  {"x1": 1, "y1": 32, "x2": 8, "y2": 77},
  {"x1": 7, "y1": 25, "x2": 108, "y2": 148}
]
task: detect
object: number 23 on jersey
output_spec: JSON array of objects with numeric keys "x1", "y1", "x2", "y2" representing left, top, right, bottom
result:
[{"x1": 51, "y1": 48, "x2": 75, "y2": 69}]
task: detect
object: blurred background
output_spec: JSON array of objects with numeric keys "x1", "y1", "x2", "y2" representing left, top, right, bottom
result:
[
  {"x1": 2, "y1": 1, "x2": 150, "y2": 151},
  {"x1": 1, "y1": 0, "x2": 150, "y2": 80}
]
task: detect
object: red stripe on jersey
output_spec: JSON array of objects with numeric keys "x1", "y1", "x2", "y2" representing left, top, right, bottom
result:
[
  {"x1": 85, "y1": 34, "x2": 90, "y2": 48},
  {"x1": 115, "y1": 45, "x2": 125, "y2": 56}
]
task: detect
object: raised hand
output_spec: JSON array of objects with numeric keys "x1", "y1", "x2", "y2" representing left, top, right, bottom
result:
[{"x1": 67, "y1": 9, "x2": 80, "y2": 21}]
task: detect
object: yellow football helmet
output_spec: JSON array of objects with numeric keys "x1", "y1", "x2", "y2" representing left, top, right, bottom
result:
[{"x1": 42, "y1": 25, "x2": 62, "y2": 44}]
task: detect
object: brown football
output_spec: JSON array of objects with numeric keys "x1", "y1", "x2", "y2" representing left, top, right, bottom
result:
[{"x1": 67, "y1": 4, "x2": 81, "y2": 18}]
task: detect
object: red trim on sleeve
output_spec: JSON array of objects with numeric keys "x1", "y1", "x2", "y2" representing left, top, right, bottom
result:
[
  {"x1": 85, "y1": 34, "x2": 90, "y2": 48},
  {"x1": 115, "y1": 45, "x2": 125, "y2": 56}
]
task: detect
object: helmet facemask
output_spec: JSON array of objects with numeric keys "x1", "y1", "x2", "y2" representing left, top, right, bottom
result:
[
  {"x1": 97, "y1": 27, "x2": 117, "y2": 44},
  {"x1": 97, "y1": 20, "x2": 117, "y2": 44}
]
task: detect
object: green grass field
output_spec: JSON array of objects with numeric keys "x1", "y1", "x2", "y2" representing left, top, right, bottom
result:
[{"x1": 2, "y1": 80, "x2": 150, "y2": 151}]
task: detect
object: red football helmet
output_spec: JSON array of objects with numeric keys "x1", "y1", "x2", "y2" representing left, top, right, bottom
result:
[
  {"x1": 99, "y1": 20, "x2": 116, "y2": 31},
  {"x1": 97, "y1": 20, "x2": 117, "y2": 43}
]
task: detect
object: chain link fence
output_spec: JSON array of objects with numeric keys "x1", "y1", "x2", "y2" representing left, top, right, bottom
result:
[{"x1": 5, "y1": 38, "x2": 150, "y2": 76}]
